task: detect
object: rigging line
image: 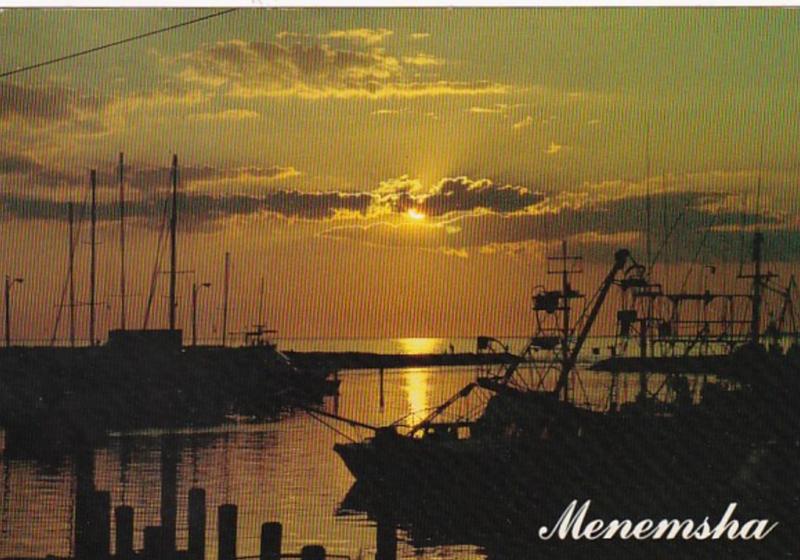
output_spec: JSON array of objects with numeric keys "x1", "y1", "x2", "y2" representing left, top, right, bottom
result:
[
  {"x1": 679, "y1": 208, "x2": 722, "y2": 295},
  {"x1": 50, "y1": 188, "x2": 91, "y2": 345},
  {"x1": 143, "y1": 197, "x2": 170, "y2": 329},
  {"x1": 649, "y1": 198, "x2": 688, "y2": 271},
  {"x1": 0, "y1": 9, "x2": 238, "y2": 79},
  {"x1": 305, "y1": 410, "x2": 357, "y2": 444}
]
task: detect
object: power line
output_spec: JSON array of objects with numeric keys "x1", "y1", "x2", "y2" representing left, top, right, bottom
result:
[{"x1": 0, "y1": 9, "x2": 237, "y2": 79}]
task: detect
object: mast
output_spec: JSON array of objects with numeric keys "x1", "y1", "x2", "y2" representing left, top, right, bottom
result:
[
  {"x1": 258, "y1": 275, "x2": 265, "y2": 328},
  {"x1": 89, "y1": 169, "x2": 97, "y2": 347},
  {"x1": 553, "y1": 249, "x2": 630, "y2": 399},
  {"x1": 119, "y1": 152, "x2": 126, "y2": 330},
  {"x1": 68, "y1": 202, "x2": 75, "y2": 348},
  {"x1": 544, "y1": 240, "x2": 582, "y2": 401},
  {"x1": 169, "y1": 154, "x2": 178, "y2": 331},
  {"x1": 222, "y1": 252, "x2": 229, "y2": 346},
  {"x1": 643, "y1": 123, "x2": 652, "y2": 361},
  {"x1": 560, "y1": 240, "x2": 571, "y2": 400},
  {"x1": 645, "y1": 122, "x2": 652, "y2": 272},
  {"x1": 751, "y1": 231, "x2": 764, "y2": 344}
]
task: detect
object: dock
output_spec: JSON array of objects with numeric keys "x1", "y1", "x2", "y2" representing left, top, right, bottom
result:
[{"x1": 284, "y1": 351, "x2": 521, "y2": 371}]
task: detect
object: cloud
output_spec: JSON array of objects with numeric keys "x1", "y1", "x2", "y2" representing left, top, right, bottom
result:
[
  {"x1": 545, "y1": 141, "x2": 564, "y2": 154},
  {"x1": 0, "y1": 154, "x2": 300, "y2": 193},
  {"x1": 375, "y1": 176, "x2": 544, "y2": 217},
  {"x1": 2, "y1": 171, "x2": 544, "y2": 227},
  {"x1": 319, "y1": 28, "x2": 394, "y2": 45},
  {"x1": 188, "y1": 109, "x2": 259, "y2": 121},
  {"x1": 320, "y1": 188, "x2": 788, "y2": 262},
  {"x1": 0, "y1": 189, "x2": 374, "y2": 226},
  {"x1": 123, "y1": 164, "x2": 301, "y2": 193},
  {"x1": 468, "y1": 106, "x2": 505, "y2": 114},
  {"x1": 512, "y1": 115, "x2": 534, "y2": 130},
  {"x1": 174, "y1": 39, "x2": 510, "y2": 99},
  {"x1": 0, "y1": 150, "x2": 78, "y2": 187},
  {"x1": 0, "y1": 82, "x2": 103, "y2": 125},
  {"x1": 402, "y1": 53, "x2": 445, "y2": 67}
]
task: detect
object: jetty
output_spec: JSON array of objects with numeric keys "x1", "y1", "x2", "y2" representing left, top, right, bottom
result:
[{"x1": 284, "y1": 351, "x2": 520, "y2": 371}]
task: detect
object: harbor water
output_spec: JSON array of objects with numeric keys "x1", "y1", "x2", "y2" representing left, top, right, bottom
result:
[{"x1": 0, "y1": 337, "x2": 716, "y2": 559}]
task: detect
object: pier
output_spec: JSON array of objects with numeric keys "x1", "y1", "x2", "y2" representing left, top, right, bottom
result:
[{"x1": 284, "y1": 351, "x2": 520, "y2": 371}]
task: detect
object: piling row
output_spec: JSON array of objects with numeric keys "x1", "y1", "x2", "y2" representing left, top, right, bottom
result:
[{"x1": 72, "y1": 486, "x2": 357, "y2": 560}]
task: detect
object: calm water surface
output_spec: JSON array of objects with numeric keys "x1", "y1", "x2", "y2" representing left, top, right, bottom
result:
[
  {"x1": 0, "y1": 337, "x2": 707, "y2": 560},
  {"x1": 0, "y1": 361, "x2": 488, "y2": 560}
]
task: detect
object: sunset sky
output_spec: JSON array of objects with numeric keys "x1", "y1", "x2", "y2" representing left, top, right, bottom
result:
[{"x1": 1, "y1": 9, "x2": 799, "y2": 341}]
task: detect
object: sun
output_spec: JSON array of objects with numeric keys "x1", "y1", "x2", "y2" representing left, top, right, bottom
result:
[{"x1": 406, "y1": 208, "x2": 426, "y2": 221}]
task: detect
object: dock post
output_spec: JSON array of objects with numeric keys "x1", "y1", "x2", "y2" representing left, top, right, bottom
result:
[
  {"x1": 300, "y1": 544, "x2": 326, "y2": 560},
  {"x1": 260, "y1": 522, "x2": 282, "y2": 560},
  {"x1": 93, "y1": 490, "x2": 111, "y2": 559},
  {"x1": 143, "y1": 526, "x2": 163, "y2": 560},
  {"x1": 114, "y1": 505, "x2": 135, "y2": 559},
  {"x1": 218, "y1": 504, "x2": 237, "y2": 560},
  {"x1": 379, "y1": 368, "x2": 385, "y2": 409},
  {"x1": 160, "y1": 435, "x2": 178, "y2": 556},
  {"x1": 188, "y1": 488, "x2": 206, "y2": 560},
  {"x1": 376, "y1": 515, "x2": 397, "y2": 560},
  {"x1": 73, "y1": 447, "x2": 95, "y2": 560}
]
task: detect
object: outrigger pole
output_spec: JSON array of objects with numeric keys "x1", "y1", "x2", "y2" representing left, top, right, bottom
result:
[{"x1": 169, "y1": 154, "x2": 178, "y2": 331}]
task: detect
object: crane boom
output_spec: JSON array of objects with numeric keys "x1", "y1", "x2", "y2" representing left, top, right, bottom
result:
[{"x1": 554, "y1": 249, "x2": 631, "y2": 399}]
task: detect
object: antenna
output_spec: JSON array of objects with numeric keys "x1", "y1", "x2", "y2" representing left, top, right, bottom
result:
[
  {"x1": 68, "y1": 202, "x2": 76, "y2": 347},
  {"x1": 119, "y1": 152, "x2": 126, "y2": 330},
  {"x1": 755, "y1": 132, "x2": 765, "y2": 228},
  {"x1": 89, "y1": 169, "x2": 97, "y2": 347},
  {"x1": 169, "y1": 154, "x2": 178, "y2": 331},
  {"x1": 222, "y1": 252, "x2": 230, "y2": 347},
  {"x1": 258, "y1": 275, "x2": 265, "y2": 328}
]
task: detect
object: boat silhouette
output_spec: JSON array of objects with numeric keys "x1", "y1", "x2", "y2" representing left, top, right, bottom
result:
[{"x1": 332, "y1": 238, "x2": 800, "y2": 553}]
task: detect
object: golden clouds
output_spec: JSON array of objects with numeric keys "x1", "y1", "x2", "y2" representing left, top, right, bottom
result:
[
  {"x1": 173, "y1": 38, "x2": 510, "y2": 99},
  {"x1": 402, "y1": 53, "x2": 445, "y2": 67},
  {"x1": 319, "y1": 28, "x2": 394, "y2": 45},
  {"x1": 188, "y1": 108, "x2": 259, "y2": 122}
]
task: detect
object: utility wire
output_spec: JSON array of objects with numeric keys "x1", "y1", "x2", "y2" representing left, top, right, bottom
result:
[{"x1": 0, "y1": 9, "x2": 237, "y2": 79}]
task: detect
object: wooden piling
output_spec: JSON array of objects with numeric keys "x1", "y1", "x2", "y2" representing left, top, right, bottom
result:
[
  {"x1": 217, "y1": 504, "x2": 238, "y2": 560},
  {"x1": 376, "y1": 516, "x2": 397, "y2": 560},
  {"x1": 73, "y1": 448, "x2": 95, "y2": 560},
  {"x1": 259, "y1": 522, "x2": 282, "y2": 560},
  {"x1": 188, "y1": 487, "x2": 207, "y2": 560},
  {"x1": 93, "y1": 491, "x2": 111, "y2": 559},
  {"x1": 379, "y1": 368, "x2": 385, "y2": 409},
  {"x1": 114, "y1": 505, "x2": 134, "y2": 559},
  {"x1": 300, "y1": 544, "x2": 326, "y2": 560},
  {"x1": 143, "y1": 526, "x2": 163, "y2": 560},
  {"x1": 160, "y1": 435, "x2": 178, "y2": 555}
]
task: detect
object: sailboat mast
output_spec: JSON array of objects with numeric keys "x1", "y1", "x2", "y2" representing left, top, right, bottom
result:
[
  {"x1": 645, "y1": 123, "x2": 652, "y2": 272},
  {"x1": 222, "y1": 251, "x2": 229, "y2": 346},
  {"x1": 119, "y1": 152, "x2": 126, "y2": 330},
  {"x1": 89, "y1": 169, "x2": 97, "y2": 347},
  {"x1": 169, "y1": 154, "x2": 178, "y2": 331},
  {"x1": 68, "y1": 202, "x2": 75, "y2": 348},
  {"x1": 258, "y1": 275, "x2": 265, "y2": 328}
]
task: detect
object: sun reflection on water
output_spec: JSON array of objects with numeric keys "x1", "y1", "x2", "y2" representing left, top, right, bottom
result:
[{"x1": 395, "y1": 339, "x2": 445, "y2": 427}]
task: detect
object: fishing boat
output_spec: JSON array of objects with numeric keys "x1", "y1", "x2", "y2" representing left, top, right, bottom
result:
[{"x1": 331, "y1": 240, "x2": 799, "y2": 526}]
